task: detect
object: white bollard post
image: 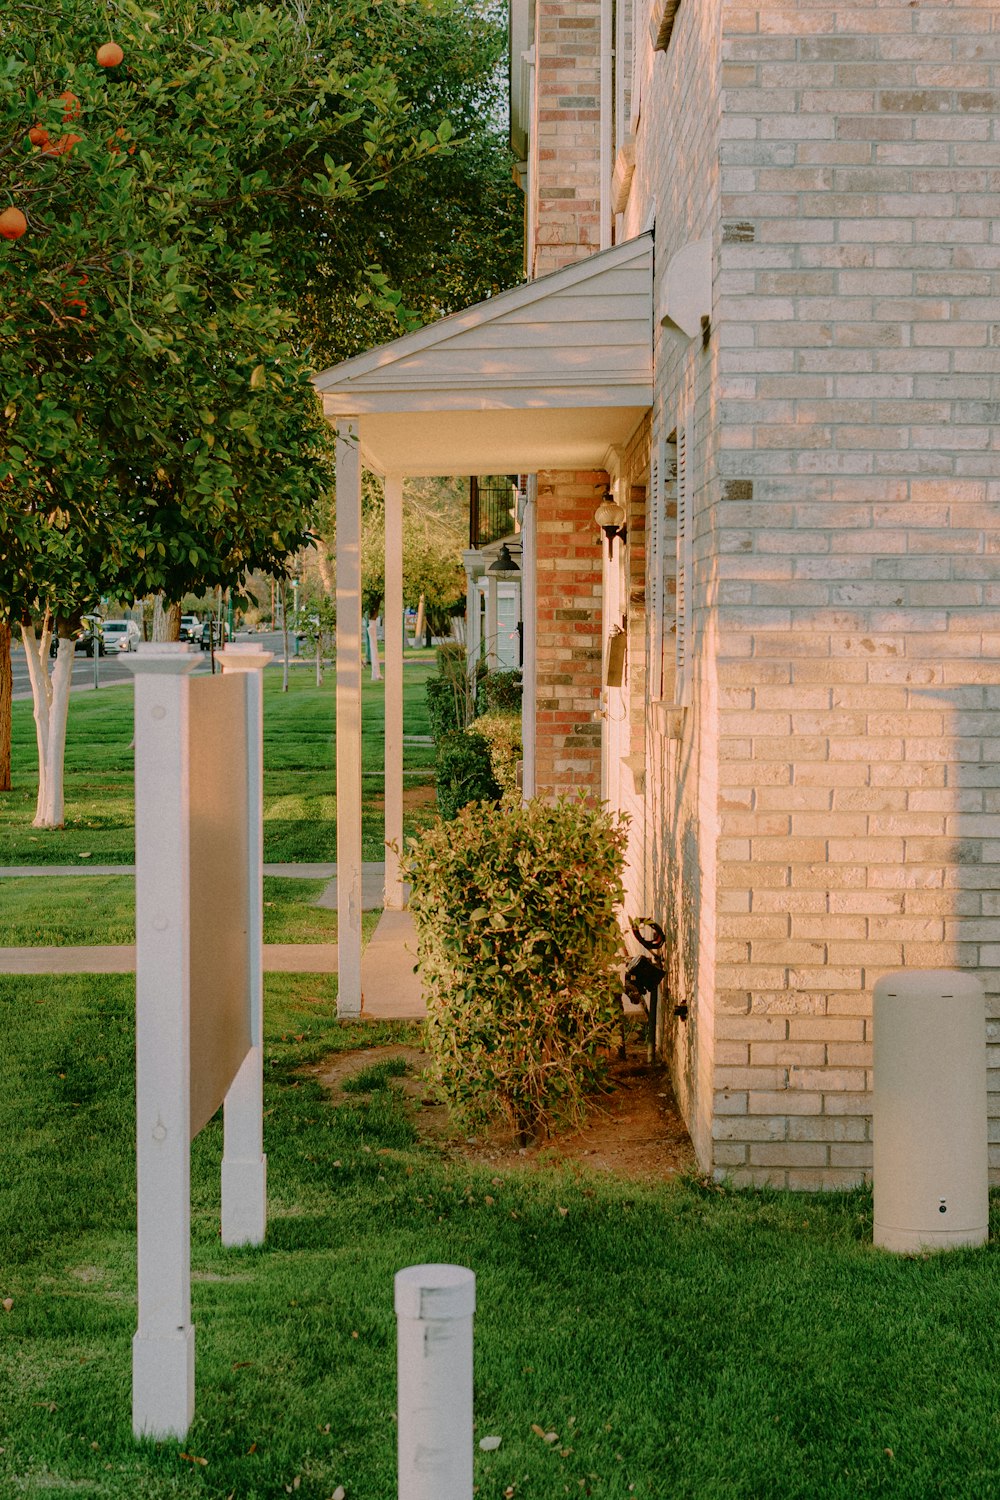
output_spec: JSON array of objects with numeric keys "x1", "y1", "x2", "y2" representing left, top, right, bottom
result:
[
  {"x1": 395, "y1": 1265, "x2": 475, "y2": 1500},
  {"x1": 217, "y1": 644, "x2": 273, "y2": 1247}
]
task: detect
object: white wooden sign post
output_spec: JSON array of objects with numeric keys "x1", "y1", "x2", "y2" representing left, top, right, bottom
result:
[{"x1": 128, "y1": 642, "x2": 271, "y2": 1441}]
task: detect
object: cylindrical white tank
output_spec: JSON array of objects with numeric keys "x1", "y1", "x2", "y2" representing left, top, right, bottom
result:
[{"x1": 873, "y1": 969, "x2": 988, "y2": 1253}]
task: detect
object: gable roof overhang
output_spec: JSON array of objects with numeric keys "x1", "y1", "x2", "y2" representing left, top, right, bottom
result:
[{"x1": 312, "y1": 233, "x2": 653, "y2": 476}]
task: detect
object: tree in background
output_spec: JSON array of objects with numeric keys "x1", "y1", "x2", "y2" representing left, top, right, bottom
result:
[
  {"x1": 0, "y1": 0, "x2": 467, "y2": 826},
  {"x1": 361, "y1": 477, "x2": 467, "y2": 656},
  {"x1": 285, "y1": 0, "x2": 522, "y2": 366}
]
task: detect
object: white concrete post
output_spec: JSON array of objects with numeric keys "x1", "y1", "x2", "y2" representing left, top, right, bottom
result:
[
  {"x1": 217, "y1": 644, "x2": 273, "y2": 1246},
  {"x1": 395, "y1": 1265, "x2": 476, "y2": 1500},
  {"x1": 129, "y1": 643, "x2": 200, "y2": 1440},
  {"x1": 336, "y1": 419, "x2": 364, "y2": 1015},
  {"x1": 384, "y1": 473, "x2": 405, "y2": 910}
]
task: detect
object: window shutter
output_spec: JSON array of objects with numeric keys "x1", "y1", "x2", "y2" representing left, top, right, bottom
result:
[
  {"x1": 674, "y1": 421, "x2": 693, "y2": 705},
  {"x1": 646, "y1": 440, "x2": 660, "y2": 701}
]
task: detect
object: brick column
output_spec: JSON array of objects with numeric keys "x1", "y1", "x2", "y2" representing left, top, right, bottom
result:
[
  {"x1": 533, "y1": 0, "x2": 602, "y2": 277},
  {"x1": 534, "y1": 470, "x2": 605, "y2": 798}
]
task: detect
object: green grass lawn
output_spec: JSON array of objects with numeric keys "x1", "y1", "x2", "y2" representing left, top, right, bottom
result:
[
  {"x1": 2, "y1": 974, "x2": 1000, "y2": 1499},
  {"x1": 0, "y1": 656, "x2": 439, "y2": 867},
  {"x1": 0, "y1": 876, "x2": 342, "y2": 947}
]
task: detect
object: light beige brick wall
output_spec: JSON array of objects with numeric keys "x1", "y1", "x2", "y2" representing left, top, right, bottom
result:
[{"x1": 712, "y1": 0, "x2": 1000, "y2": 1186}]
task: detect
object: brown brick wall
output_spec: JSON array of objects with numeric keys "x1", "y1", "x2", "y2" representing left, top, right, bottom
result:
[
  {"x1": 534, "y1": 470, "x2": 606, "y2": 797},
  {"x1": 533, "y1": 0, "x2": 603, "y2": 277}
]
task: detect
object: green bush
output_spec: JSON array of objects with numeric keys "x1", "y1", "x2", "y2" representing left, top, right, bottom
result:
[
  {"x1": 469, "y1": 711, "x2": 522, "y2": 798},
  {"x1": 403, "y1": 796, "x2": 628, "y2": 1141},
  {"x1": 482, "y1": 668, "x2": 522, "y2": 714},
  {"x1": 426, "y1": 676, "x2": 465, "y2": 742},
  {"x1": 435, "y1": 641, "x2": 467, "y2": 677},
  {"x1": 434, "y1": 730, "x2": 501, "y2": 819}
]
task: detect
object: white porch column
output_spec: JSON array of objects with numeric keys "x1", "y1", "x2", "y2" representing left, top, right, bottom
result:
[
  {"x1": 384, "y1": 473, "x2": 405, "y2": 910},
  {"x1": 462, "y1": 549, "x2": 484, "y2": 686},
  {"x1": 217, "y1": 644, "x2": 272, "y2": 1247},
  {"x1": 336, "y1": 419, "x2": 363, "y2": 1016},
  {"x1": 485, "y1": 573, "x2": 499, "y2": 672},
  {"x1": 520, "y1": 477, "x2": 537, "y2": 800}
]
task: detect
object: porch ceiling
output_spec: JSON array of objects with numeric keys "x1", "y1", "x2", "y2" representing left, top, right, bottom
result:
[{"x1": 312, "y1": 234, "x2": 653, "y2": 477}]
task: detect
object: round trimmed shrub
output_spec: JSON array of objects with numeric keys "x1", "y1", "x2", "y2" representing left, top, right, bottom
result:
[{"x1": 403, "y1": 796, "x2": 628, "y2": 1141}]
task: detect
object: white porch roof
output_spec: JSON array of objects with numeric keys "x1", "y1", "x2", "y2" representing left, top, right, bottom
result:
[{"x1": 313, "y1": 233, "x2": 653, "y2": 475}]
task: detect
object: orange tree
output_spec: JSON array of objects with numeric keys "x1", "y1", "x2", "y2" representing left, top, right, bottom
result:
[{"x1": 0, "y1": 0, "x2": 470, "y2": 826}]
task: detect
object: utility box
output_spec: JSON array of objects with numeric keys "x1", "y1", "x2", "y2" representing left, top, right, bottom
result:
[{"x1": 873, "y1": 969, "x2": 988, "y2": 1254}]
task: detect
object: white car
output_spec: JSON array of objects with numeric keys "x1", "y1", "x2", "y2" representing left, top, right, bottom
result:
[{"x1": 102, "y1": 619, "x2": 142, "y2": 654}]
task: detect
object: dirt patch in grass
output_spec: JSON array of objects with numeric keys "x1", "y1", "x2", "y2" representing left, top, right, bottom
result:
[
  {"x1": 366, "y1": 783, "x2": 437, "y2": 813},
  {"x1": 313, "y1": 1042, "x2": 697, "y2": 1184}
]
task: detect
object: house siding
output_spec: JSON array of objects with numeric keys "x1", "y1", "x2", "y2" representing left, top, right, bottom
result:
[
  {"x1": 518, "y1": 0, "x2": 1000, "y2": 1186},
  {"x1": 620, "y1": 0, "x2": 723, "y2": 1169},
  {"x1": 708, "y1": 0, "x2": 1000, "y2": 1186}
]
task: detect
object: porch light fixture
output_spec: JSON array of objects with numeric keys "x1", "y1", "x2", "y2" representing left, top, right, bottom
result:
[
  {"x1": 595, "y1": 492, "x2": 626, "y2": 558},
  {"x1": 487, "y1": 542, "x2": 520, "y2": 576}
]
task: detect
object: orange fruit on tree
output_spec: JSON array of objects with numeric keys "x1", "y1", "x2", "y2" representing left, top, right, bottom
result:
[
  {"x1": 59, "y1": 91, "x2": 81, "y2": 121},
  {"x1": 96, "y1": 42, "x2": 124, "y2": 68},
  {"x1": 43, "y1": 133, "x2": 82, "y2": 157},
  {"x1": 0, "y1": 207, "x2": 28, "y2": 241},
  {"x1": 28, "y1": 124, "x2": 50, "y2": 147}
]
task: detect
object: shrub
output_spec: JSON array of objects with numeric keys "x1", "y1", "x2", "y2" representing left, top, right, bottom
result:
[
  {"x1": 403, "y1": 796, "x2": 628, "y2": 1141},
  {"x1": 426, "y1": 676, "x2": 465, "y2": 742},
  {"x1": 469, "y1": 711, "x2": 522, "y2": 798},
  {"x1": 435, "y1": 641, "x2": 467, "y2": 677},
  {"x1": 426, "y1": 642, "x2": 473, "y2": 739},
  {"x1": 476, "y1": 669, "x2": 524, "y2": 714},
  {"x1": 434, "y1": 730, "x2": 501, "y2": 819}
]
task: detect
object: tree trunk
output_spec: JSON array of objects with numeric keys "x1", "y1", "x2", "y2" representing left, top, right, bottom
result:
[
  {"x1": 314, "y1": 538, "x2": 335, "y2": 596},
  {"x1": 152, "y1": 596, "x2": 183, "y2": 642},
  {"x1": 414, "y1": 593, "x2": 425, "y2": 650},
  {"x1": 368, "y1": 616, "x2": 382, "y2": 681},
  {"x1": 21, "y1": 620, "x2": 75, "y2": 828},
  {"x1": 0, "y1": 622, "x2": 11, "y2": 792}
]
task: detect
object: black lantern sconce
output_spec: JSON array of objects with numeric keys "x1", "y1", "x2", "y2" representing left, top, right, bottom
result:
[
  {"x1": 487, "y1": 542, "x2": 520, "y2": 577},
  {"x1": 594, "y1": 490, "x2": 626, "y2": 558}
]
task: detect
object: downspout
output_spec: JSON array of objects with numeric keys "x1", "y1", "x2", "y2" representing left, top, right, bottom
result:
[{"x1": 600, "y1": 0, "x2": 613, "y2": 250}]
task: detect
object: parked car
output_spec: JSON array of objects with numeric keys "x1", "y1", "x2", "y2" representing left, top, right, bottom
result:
[
  {"x1": 49, "y1": 627, "x2": 106, "y2": 658},
  {"x1": 200, "y1": 619, "x2": 231, "y2": 651},
  {"x1": 179, "y1": 614, "x2": 200, "y2": 642},
  {"x1": 102, "y1": 619, "x2": 142, "y2": 654}
]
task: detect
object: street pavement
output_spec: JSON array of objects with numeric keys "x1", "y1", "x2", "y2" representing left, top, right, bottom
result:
[{"x1": 9, "y1": 629, "x2": 310, "y2": 701}]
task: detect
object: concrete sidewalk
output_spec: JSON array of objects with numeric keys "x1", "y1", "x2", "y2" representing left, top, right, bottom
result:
[
  {"x1": 0, "y1": 909, "x2": 426, "y2": 1019},
  {"x1": 0, "y1": 862, "x2": 389, "y2": 912}
]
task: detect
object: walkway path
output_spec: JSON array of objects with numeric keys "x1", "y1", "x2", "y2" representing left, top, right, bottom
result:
[{"x1": 0, "y1": 863, "x2": 425, "y2": 1020}]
